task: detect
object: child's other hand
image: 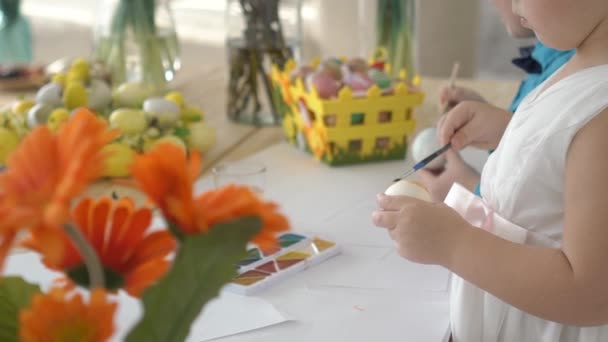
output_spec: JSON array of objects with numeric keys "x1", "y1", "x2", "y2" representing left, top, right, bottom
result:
[
  {"x1": 439, "y1": 85, "x2": 486, "y2": 111},
  {"x1": 437, "y1": 101, "x2": 511, "y2": 151},
  {"x1": 372, "y1": 194, "x2": 469, "y2": 265},
  {"x1": 417, "y1": 149, "x2": 480, "y2": 202}
]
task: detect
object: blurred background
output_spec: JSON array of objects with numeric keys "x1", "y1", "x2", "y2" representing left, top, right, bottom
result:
[{"x1": 20, "y1": 0, "x2": 532, "y2": 80}]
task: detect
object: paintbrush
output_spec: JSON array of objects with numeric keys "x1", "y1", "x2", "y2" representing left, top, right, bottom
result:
[
  {"x1": 441, "y1": 62, "x2": 460, "y2": 113},
  {"x1": 393, "y1": 143, "x2": 452, "y2": 182}
]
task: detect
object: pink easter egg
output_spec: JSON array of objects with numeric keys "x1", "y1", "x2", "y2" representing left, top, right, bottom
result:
[
  {"x1": 320, "y1": 59, "x2": 343, "y2": 80},
  {"x1": 312, "y1": 72, "x2": 341, "y2": 99}
]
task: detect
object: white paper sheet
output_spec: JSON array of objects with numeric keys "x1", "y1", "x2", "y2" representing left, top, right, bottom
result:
[
  {"x1": 4, "y1": 252, "x2": 290, "y2": 342},
  {"x1": 187, "y1": 292, "x2": 290, "y2": 342}
]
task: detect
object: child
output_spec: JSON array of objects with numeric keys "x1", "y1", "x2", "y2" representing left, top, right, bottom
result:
[
  {"x1": 417, "y1": 0, "x2": 574, "y2": 202},
  {"x1": 373, "y1": 0, "x2": 608, "y2": 341}
]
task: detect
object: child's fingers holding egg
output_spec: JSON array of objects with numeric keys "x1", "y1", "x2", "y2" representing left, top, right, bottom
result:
[{"x1": 371, "y1": 210, "x2": 399, "y2": 230}]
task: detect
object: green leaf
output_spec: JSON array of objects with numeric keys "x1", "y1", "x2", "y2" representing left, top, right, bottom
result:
[
  {"x1": 173, "y1": 126, "x2": 190, "y2": 140},
  {"x1": 126, "y1": 217, "x2": 262, "y2": 342},
  {"x1": 0, "y1": 277, "x2": 42, "y2": 342}
]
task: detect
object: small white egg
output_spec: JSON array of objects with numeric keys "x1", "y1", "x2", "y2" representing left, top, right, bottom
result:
[
  {"x1": 87, "y1": 79, "x2": 112, "y2": 111},
  {"x1": 385, "y1": 180, "x2": 432, "y2": 202},
  {"x1": 35, "y1": 83, "x2": 63, "y2": 107},
  {"x1": 143, "y1": 97, "x2": 180, "y2": 128},
  {"x1": 27, "y1": 104, "x2": 54, "y2": 128},
  {"x1": 411, "y1": 127, "x2": 446, "y2": 170}
]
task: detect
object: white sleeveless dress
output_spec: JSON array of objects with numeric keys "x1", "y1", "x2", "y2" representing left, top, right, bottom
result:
[{"x1": 444, "y1": 64, "x2": 608, "y2": 342}]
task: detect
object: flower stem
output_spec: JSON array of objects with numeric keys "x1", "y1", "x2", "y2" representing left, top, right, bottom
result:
[{"x1": 64, "y1": 224, "x2": 105, "y2": 289}]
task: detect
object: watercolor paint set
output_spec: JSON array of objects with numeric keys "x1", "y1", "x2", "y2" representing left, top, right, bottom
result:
[{"x1": 225, "y1": 233, "x2": 341, "y2": 295}]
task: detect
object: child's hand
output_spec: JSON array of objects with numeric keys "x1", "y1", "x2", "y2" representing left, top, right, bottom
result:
[
  {"x1": 437, "y1": 101, "x2": 512, "y2": 151},
  {"x1": 417, "y1": 149, "x2": 481, "y2": 202},
  {"x1": 439, "y1": 85, "x2": 486, "y2": 111},
  {"x1": 372, "y1": 194, "x2": 470, "y2": 265}
]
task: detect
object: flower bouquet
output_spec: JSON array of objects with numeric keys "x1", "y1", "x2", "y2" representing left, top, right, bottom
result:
[{"x1": 0, "y1": 108, "x2": 289, "y2": 341}]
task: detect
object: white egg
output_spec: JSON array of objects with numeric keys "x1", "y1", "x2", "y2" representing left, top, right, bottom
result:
[
  {"x1": 87, "y1": 79, "x2": 112, "y2": 111},
  {"x1": 143, "y1": 97, "x2": 180, "y2": 128},
  {"x1": 385, "y1": 180, "x2": 432, "y2": 202},
  {"x1": 27, "y1": 104, "x2": 54, "y2": 129},
  {"x1": 411, "y1": 127, "x2": 446, "y2": 170},
  {"x1": 36, "y1": 83, "x2": 63, "y2": 107}
]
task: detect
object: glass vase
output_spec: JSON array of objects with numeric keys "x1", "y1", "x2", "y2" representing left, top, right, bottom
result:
[
  {"x1": 0, "y1": 0, "x2": 32, "y2": 65},
  {"x1": 93, "y1": 0, "x2": 181, "y2": 91},
  {"x1": 225, "y1": 0, "x2": 303, "y2": 126},
  {"x1": 374, "y1": 0, "x2": 416, "y2": 79}
]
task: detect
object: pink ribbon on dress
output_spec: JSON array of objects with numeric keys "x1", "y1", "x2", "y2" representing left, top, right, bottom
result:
[
  {"x1": 444, "y1": 183, "x2": 495, "y2": 233},
  {"x1": 444, "y1": 183, "x2": 530, "y2": 245}
]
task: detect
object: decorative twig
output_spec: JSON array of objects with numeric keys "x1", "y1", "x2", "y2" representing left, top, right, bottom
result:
[{"x1": 227, "y1": 0, "x2": 294, "y2": 125}]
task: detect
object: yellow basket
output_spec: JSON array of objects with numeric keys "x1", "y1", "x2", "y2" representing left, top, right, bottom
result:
[{"x1": 271, "y1": 60, "x2": 424, "y2": 166}]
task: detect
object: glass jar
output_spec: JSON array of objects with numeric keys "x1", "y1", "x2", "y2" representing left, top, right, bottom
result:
[
  {"x1": 93, "y1": 0, "x2": 181, "y2": 91},
  {"x1": 0, "y1": 0, "x2": 32, "y2": 65},
  {"x1": 373, "y1": 0, "x2": 416, "y2": 79},
  {"x1": 225, "y1": 0, "x2": 303, "y2": 126}
]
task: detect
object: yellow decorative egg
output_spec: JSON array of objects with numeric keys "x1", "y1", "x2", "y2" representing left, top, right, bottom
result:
[
  {"x1": 109, "y1": 109, "x2": 147, "y2": 135},
  {"x1": 63, "y1": 83, "x2": 88, "y2": 110},
  {"x1": 165, "y1": 91, "x2": 185, "y2": 108},
  {"x1": 47, "y1": 108, "x2": 70, "y2": 132},
  {"x1": 188, "y1": 121, "x2": 215, "y2": 153},
  {"x1": 51, "y1": 73, "x2": 67, "y2": 86},
  {"x1": 11, "y1": 100, "x2": 35, "y2": 116},
  {"x1": 0, "y1": 127, "x2": 19, "y2": 165},
  {"x1": 102, "y1": 143, "x2": 137, "y2": 178}
]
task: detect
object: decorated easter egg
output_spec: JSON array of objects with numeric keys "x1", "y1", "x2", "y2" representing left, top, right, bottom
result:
[
  {"x1": 312, "y1": 72, "x2": 341, "y2": 99},
  {"x1": 27, "y1": 104, "x2": 54, "y2": 129},
  {"x1": 385, "y1": 179, "x2": 431, "y2": 202},
  {"x1": 320, "y1": 58, "x2": 343, "y2": 80},
  {"x1": 368, "y1": 69, "x2": 393, "y2": 89},
  {"x1": 188, "y1": 121, "x2": 216, "y2": 153},
  {"x1": 348, "y1": 72, "x2": 374, "y2": 92},
  {"x1": 143, "y1": 98, "x2": 180, "y2": 128},
  {"x1": 109, "y1": 108, "x2": 147, "y2": 135},
  {"x1": 36, "y1": 83, "x2": 63, "y2": 107},
  {"x1": 346, "y1": 58, "x2": 369, "y2": 73},
  {"x1": 87, "y1": 79, "x2": 112, "y2": 111},
  {"x1": 112, "y1": 82, "x2": 157, "y2": 108},
  {"x1": 411, "y1": 127, "x2": 446, "y2": 170}
]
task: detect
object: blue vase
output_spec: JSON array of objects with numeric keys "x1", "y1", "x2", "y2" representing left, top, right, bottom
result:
[{"x1": 0, "y1": 0, "x2": 33, "y2": 65}]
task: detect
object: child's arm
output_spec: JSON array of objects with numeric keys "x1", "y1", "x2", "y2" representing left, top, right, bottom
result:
[{"x1": 374, "y1": 108, "x2": 608, "y2": 326}]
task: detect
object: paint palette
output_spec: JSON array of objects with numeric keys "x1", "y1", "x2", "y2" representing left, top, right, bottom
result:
[{"x1": 225, "y1": 233, "x2": 341, "y2": 295}]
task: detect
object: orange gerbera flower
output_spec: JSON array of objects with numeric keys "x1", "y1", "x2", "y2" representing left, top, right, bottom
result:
[
  {"x1": 0, "y1": 108, "x2": 117, "y2": 267},
  {"x1": 130, "y1": 143, "x2": 202, "y2": 233},
  {"x1": 23, "y1": 197, "x2": 176, "y2": 297},
  {"x1": 195, "y1": 185, "x2": 290, "y2": 248},
  {"x1": 131, "y1": 143, "x2": 290, "y2": 248},
  {"x1": 19, "y1": 287, "x2": 116, "y2": 342}
]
